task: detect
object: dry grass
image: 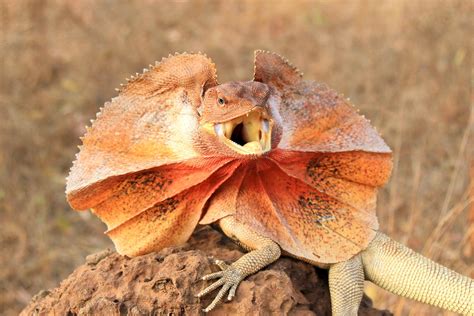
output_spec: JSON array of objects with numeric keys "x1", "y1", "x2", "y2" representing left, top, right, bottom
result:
[{"x1": 0, "y1": 0, "x2": 472, "y2": 315}]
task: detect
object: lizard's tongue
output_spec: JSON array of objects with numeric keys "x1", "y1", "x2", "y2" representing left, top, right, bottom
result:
[{"x1": 242, "y1": 141, "x2": 262, "y2": 152}]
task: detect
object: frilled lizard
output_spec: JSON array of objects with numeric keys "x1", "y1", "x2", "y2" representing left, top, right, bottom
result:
[{"x1": 66, "y1": 51, "x2": 473, "y2": 315}]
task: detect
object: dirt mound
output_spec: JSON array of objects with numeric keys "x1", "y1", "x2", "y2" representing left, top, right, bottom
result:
[{"x1": 21, "y1": 227, "x2": 391, "y2": 315}]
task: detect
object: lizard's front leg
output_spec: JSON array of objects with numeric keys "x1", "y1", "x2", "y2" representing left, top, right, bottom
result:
[{"x1": 197, "y1": 215, "x2": 281, "y2": 312}]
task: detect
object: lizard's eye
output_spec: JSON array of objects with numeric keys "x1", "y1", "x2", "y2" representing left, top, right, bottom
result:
[{"x1": 217, "y1": 97, "x2": 226, "y2": 106}]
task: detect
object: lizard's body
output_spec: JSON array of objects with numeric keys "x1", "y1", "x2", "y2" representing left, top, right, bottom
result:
[{"x1": 66, "y1": 51, "x2": 474, "y2": 315}]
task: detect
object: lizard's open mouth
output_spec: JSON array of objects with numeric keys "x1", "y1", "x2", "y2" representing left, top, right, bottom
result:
[{"x1": 207, "y1": 108, "x2": 272, "y2": 155}]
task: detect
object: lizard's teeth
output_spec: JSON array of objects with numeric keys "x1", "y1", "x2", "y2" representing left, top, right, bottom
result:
[
  {"x1": 223, "y1": 122, "x2": 234, "y2": 139},
  {"x1": 214, "y1": 123, "x2": 225, "y2": 137},
  {"x1": 261, "y1": 119, "x2": 270, "y2": 133}
]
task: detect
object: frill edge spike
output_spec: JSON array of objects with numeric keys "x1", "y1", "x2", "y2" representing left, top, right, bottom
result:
[
  {"x1": 109, "y1": 52, "x2": 219, "y2": 106},
  {"x1": 254, "y1": 50, "x2": 304, "y2": 79}
]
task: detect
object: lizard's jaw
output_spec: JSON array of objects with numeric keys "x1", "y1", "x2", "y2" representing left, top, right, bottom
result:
[{"x1": 205, "y1": 108, "x2": 272, "y2": 155}]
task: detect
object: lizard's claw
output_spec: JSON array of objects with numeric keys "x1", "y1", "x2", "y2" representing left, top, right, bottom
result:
[{"x1": 197, "y1": 259, "x2": 244, "y2": 312}]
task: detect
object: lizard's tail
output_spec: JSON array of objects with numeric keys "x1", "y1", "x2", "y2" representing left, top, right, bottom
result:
[{"x1": 361, "y1": 232, "x2": 473, "y2": 315}]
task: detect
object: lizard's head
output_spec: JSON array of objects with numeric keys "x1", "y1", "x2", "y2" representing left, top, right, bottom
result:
[{"x1": 200, "y1": 81, "x2": 274, "y2": 156}]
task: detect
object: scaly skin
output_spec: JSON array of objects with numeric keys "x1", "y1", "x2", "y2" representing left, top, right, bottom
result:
[
  {"x1": 362, "y1": 233, "x2": 473, "y2": 315},
  {"x1": 329, "y1": 254, "x2": 364, "y2": 315},
  {"x1": 199, "y1": 215, "x2": 474, "y2": 315}
]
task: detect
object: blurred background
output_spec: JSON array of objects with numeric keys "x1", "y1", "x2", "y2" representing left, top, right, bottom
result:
[{"x1": 0, "y1": 0, "x2": 472, "y2": 315}]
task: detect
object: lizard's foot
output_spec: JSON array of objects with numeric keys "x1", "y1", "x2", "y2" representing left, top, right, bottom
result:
[{"x1": 197, "y1": 259, "x2": 244, "y2": 312}]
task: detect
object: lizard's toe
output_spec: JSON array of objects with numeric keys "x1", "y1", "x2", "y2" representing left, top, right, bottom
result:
[
  {"x1": 214, "y1": 259, "x2": 229, "y2": 270},
  {"x1": 202, "y1": 282, "x2": 231, "y2": 312},
  {"x1": 227, "y1": 283, "x2": 238, "y2": 301},
  {"x1": 201, "y1": 271, "x2": 224, "y2": 281},
  {"x1": 198, "y1": 261, "x2": 245, "y2": 312}
]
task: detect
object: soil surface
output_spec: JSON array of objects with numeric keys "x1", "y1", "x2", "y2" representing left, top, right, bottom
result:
[{"x1": 21, "y1": 227, "x2": 392, "y2": 315}]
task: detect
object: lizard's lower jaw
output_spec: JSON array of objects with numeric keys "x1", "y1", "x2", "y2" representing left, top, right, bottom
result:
[{"x1": 206, "y1": 109, "x2": 272, "y2": 155}]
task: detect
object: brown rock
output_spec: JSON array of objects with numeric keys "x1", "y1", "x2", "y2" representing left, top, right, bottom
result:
[{"x1": 21, "y1": 227, "x2": 392, "y2": 315}]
